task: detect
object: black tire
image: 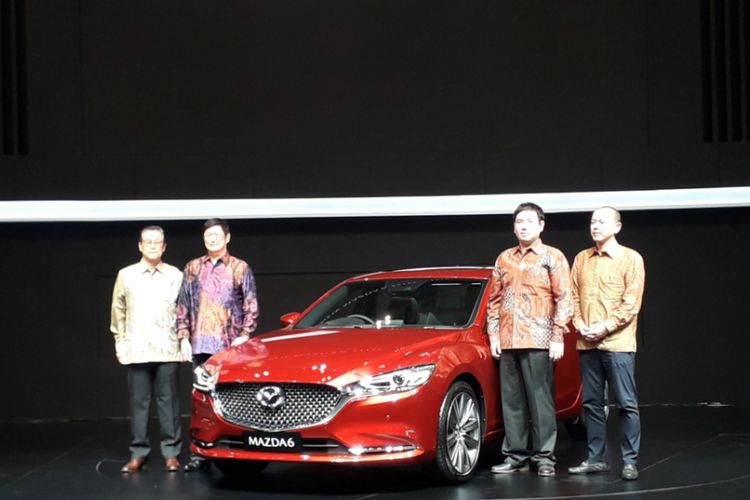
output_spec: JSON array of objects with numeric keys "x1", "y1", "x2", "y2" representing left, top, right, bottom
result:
[
  {"x1": 213, "y1": 459, "x2": 269, "y2": 477},
  {"x1": 563, "y1": 416, "x2": 587, "y2": 440},
  {"x1": 432, "y1": 381, "x2": 482, "y2": 484}
]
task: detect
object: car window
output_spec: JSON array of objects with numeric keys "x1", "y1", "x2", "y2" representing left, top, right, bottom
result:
[{"x1": 295, "y1": 279, "x2": 486, "y2": 329}]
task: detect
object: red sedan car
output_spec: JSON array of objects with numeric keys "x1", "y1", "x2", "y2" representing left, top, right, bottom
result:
[{"x1": 190, "y1": 267, "x2": 582, "y2": 483}]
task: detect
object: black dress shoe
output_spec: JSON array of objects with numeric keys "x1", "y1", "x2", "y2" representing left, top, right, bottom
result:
[
  {"x1": 490, "y1": 461, "x2": 529, "y2": 474},
  {"x1": 183, "y1": 458, "x2": 211, "y2": 472},
  {"x1": 537, "y1": 464, "x2": 555, "y2": 477},
  {"x1": 120, "y1": 457, "x2": 146, "y2": 473},
  {"x1": 567, "y1": 460, "x2": 611, "y2": 475},
  {"x1": 165, "y1": 457, "x2": 181, "y2": 472},
  {"x1": 621, "y1": 464, "x2": 639, "y2": 480}
]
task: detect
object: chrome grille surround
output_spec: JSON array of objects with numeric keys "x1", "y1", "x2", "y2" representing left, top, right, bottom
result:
[
  {"x1": 212, "y1": 382, "x2": 349, "y2": 432},
  {"x1": 211, "y1": 436, "x2": 347, "y2": 453}
]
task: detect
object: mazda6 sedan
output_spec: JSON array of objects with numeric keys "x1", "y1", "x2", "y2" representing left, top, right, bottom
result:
[{"x1": 190, "y1": 267, "x2": 582, "y2": 483}]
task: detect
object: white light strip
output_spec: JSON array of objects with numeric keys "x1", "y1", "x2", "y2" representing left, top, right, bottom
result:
[{"x1": 0, "y1": 186, "x2": 748, "y2": 222}]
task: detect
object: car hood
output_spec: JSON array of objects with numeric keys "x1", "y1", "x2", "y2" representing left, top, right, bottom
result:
[{"x1": 209, "y1": 327, "x2": 461, "y2": 388}]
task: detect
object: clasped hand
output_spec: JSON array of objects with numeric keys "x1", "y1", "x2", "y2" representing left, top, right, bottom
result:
[{"x1": 580, "y1": 322, "x2": 607, "y2": 342}]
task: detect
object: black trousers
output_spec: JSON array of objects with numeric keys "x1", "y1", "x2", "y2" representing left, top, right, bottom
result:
[
  {"x1": 500, "y1": 349, "x2": 557, "y2": 467},
  {"x1": 127, "y1": 362, "x2": 181, "y2": 459}
]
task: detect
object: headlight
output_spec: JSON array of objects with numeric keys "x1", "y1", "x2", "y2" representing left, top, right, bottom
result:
[
  {"x1": 193, "y1": 364, "x2": 219, "y2": 392},
  {"x1": 343, "y1": 364, "x2": 436, "y2": 398}
]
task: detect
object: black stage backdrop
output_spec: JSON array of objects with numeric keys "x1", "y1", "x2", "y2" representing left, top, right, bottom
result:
[
  {"x1": 1, "y1": 0, "x2": 749, "y2": 419},
  {"x1": 1, "y1": 209, "x2": 745, "y2": 420}
]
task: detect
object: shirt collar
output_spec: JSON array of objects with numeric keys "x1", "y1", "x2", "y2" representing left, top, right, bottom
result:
[
  {"x1": 592, "y1": 239, "x2": 622, "y2": 258},
  {"x1": 514, "y1": 238, "x2": 544, "y2": 256},
  {"x1": 138, "y1": 259, "x2": 165, "y2": 274},
  {"x1": 201, "y1": 252, "x2": 231, "y2": 265}
]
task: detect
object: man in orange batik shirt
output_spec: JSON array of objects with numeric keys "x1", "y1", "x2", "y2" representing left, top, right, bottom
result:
[
  {"x1": 568, "y1": 207, "x2": 645, "y2": 481},
  {"x1": 487, "y1": 203, "x2": 572, "y2": 478}
]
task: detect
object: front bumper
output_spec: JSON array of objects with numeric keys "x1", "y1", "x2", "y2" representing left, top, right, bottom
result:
[{"x1": 190, "y1": 384, "x2": 441, "y2": 464}]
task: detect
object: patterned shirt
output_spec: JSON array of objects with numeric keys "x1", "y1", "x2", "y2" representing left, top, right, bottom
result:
[
  {"x1": 110, "y1": 260, "x2": 184, "y2": 364},
  {"x1": 571, "y1": 242, "x2": 645, "y2": 352},
  {"x1": 487, "y1": 239, "x2": 573, "y2": 349},
  {"x1": 176, "y1": 253, "x2": 259, "y2": 355}
]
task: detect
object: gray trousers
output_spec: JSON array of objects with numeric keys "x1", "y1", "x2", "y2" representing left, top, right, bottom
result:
[
  {"x1": 500, "y1": 349, "x2": 556, "y2": 467},
  {"x1": 127, "y1": 362, "x2": 182, "y2": 459}
]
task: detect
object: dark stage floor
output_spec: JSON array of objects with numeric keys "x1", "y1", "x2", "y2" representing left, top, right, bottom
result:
[{"x1": 2, "y1": 406, "x2": 750, "y2": 499}]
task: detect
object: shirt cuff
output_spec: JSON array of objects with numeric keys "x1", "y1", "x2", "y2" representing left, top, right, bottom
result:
[{"x1": 603, "y1": 319, "x2": 618, "y2": 334}]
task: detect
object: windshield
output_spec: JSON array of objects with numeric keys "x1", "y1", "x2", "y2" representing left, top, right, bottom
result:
[{"x1": 296, "y1": 278, "x2": 486, "y2": 329}]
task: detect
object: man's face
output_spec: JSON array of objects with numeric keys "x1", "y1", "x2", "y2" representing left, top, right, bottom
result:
[
  {"x1": 514, "y1": 210, "x2": 544, "y2": 246},
  {"x1": 203, "y1": 225, "x2": 230, "y2": 254},
  {"x1": 138, "y1": 229, "x2": 166, "y2": 263},
  {"x1": 590, "y1": 208, "x2": 621, "y2": 245}
]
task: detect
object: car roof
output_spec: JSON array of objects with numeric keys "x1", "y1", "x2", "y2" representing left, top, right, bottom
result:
[{"x1": 348, "y1": 266, "x2": 493, "y2": 281}]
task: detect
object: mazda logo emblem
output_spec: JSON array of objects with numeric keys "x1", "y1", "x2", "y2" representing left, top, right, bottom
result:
[{"x1": 256, "y1": 386, "x2": 286, "y2": 409}]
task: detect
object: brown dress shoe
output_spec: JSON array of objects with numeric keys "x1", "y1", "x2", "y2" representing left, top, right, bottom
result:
[
  {"x1": 165, "y1": 457, "x2": 181, "y2": 472},
  {"x1": 120, "y1": 457, "x2": 146, "y2": 473}
]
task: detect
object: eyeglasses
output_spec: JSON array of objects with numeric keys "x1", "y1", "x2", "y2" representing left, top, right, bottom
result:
[
  {"x1": 203, "y1": 232, "x2": 225, "y2": 240},
  {"x1": 141, "y1": 240, "x2": 164, "y2": 246}
]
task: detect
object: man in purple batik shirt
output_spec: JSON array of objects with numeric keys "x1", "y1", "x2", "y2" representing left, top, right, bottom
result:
[{"x1": 177, "y1": 217, "x2": 259, "y2": 471}]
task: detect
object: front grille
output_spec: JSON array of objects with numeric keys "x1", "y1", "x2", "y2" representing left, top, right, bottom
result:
[{"x1": 213, "y1": 382, "x2": 342, "y2": 431}]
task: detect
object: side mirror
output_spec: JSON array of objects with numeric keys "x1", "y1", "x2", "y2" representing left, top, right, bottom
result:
[{"x1": 280, "y1": 312, "x2": 301, "y2": 326}]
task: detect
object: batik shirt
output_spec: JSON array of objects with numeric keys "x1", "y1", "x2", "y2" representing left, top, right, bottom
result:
[
  {"x1": 486, "y1": 239, "x2": 573, "y2": 350},
  {"x1": 571, "y1": 243, "x2": 645, "y2": 352},
  {"x1": 110, "y1": 260, "x2": 184, "y2": 364},
  {"x1": 176, "y1": 253, "x2": 259, "y2": 355}
]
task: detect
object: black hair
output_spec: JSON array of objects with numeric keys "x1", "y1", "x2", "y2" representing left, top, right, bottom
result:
[
  {"x1": 202, "y1": 218, "x2": 230, "y2": 235},
  {"x1": 512, "y1": 202, "x2": 545, "y2": 222}
]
